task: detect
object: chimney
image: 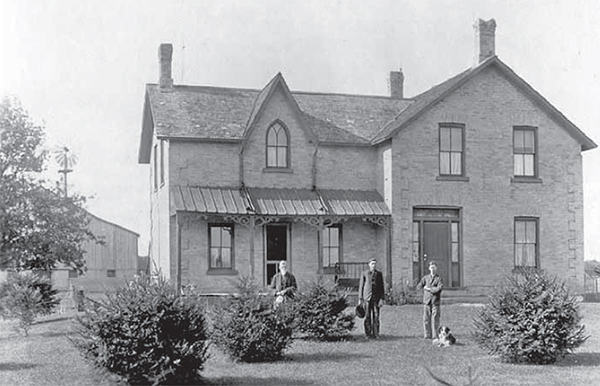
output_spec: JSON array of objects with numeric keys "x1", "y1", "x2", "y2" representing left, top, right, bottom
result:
[
  {"x1": 474, "y1": 18, "x2": 496, "y2": 64},
  {"x1": 159, "y1": 43, "x2": 173, "y2": 91},
  {"x1": 389, "y1": 69, "x2": 404, "y2": 99}
]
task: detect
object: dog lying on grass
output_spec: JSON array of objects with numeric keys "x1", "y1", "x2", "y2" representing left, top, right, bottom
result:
[{"x1": 432, "y1": 326, "x2": 456, "y2": 347}]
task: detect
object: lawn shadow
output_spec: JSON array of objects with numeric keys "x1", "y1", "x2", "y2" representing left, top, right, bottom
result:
[
  {"x1": 0, "y1": 362, "x2": 39, "y2": 371},
  {"x1": 288, "y1": 352, "x2": 369, "y2": 363},
  {"x1": 555, "y1": 352, "x2": 600, "y2": 367},
  {"x1": 205, "y1": 376, "x2": 315, "y2": 385}
]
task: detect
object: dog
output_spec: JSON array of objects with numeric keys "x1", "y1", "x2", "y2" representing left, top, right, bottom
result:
[{"x1": 433, "y1": 326, "x2": 456, "y2": 347}]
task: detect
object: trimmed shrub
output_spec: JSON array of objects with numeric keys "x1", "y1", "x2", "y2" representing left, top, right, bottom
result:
[
  {"x1": 210, "y1": 276, "x2": 293, "y2": 362},
  {"x1": 72, "y1": 274, "x2": 209, "y2": 385},
  {"x1": 292, "y1": 280, "x2": 355, "y2": 341},
  {"x1": 0, "y1": 271, "x2": 59, "y2": 335},
  {"x1": 472, "y1": 268, "x2": 588, "y2": 364},
  {"x1": 386, "y1": 280, "x2": 421, "y2": 306}
]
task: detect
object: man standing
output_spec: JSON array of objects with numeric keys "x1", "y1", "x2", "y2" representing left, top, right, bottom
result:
[
  {"x1": 418, "y1": 261, "x2": 443, "y2": 339},
  {"x1": 270, "y1": 260, "x2": 297, "y2": 305},
  {"x1": 358, "y1": 258, "x2": 385, "y2": 339}
]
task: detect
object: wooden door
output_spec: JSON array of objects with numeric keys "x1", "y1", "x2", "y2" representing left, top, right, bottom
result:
[
  {"x1": 423, "y1": 222, "x2": 450, "y2": 286},
  {"x1": 266, "y1": 224, "x2": 288, "y2": 286}
]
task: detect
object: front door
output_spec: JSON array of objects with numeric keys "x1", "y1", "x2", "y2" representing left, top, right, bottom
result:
[
  {"x1": 266, "y1": 224, "x2": 288, "y2": 286},
  {"x1": 423, "y1": 222, "x2": 450, "y2": 286},
  {"x1": 413, "y1": 207, "x2": 461, "y2": 287}
]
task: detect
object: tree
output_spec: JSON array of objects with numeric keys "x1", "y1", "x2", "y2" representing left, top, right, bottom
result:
[{"x1": 0, "y1": 95, "x2": 95, "y2": 273}]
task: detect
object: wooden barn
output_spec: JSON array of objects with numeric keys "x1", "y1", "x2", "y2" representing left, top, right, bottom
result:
[{"x1": 51, "y1": 212, "x2": 140, "y2": 292}]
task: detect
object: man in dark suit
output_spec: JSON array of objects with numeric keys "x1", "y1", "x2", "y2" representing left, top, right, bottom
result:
[
  {"x1": 418, "y1": 261, "x2": 443, "y2": 339},
  {"x1": 358, "y1": 257, "x2": 385, "y2": 339}
]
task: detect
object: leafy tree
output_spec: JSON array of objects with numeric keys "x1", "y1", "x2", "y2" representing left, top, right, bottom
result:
[{"x1": 0, "y1": 95, "x2": 95, "y2": 273}]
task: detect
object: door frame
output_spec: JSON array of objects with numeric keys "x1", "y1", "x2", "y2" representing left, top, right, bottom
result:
[
  {"x1": 412, "y1": 207, "x2": 462, "y2": 288},
  {"x1": 264, "y1": 223, "x2": 291, "y2": 287}
]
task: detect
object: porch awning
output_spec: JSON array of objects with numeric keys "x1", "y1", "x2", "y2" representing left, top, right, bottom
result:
[{"x1": 171, "y1": 186, "x2": 390, "y2": 217}]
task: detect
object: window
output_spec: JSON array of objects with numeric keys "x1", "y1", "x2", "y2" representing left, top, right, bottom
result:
[
  {"x1": 107, "y1": 269, "x2": 116, "y2": 277},
  {"x1": 322, "y1": 225, "x2": 341, "y2": 268},
  {"x1": 209, "y1": 225, "x2": 234, "y2": 270},
  {"x1": 439, "y1": 124, "x2": 464, "y2": 176},
  {"x1": 514, "y1": 127, "x2": 537, "y2": 177},
  {"x1": 515, "y1": 218, "x2": 538, "y2": 268},
  {"x1": 266, "y1": 122, "x2": 289, "y2": 168},
  {"x1": 153, "y1": 143, "x2": 158, "y2": 191},
  {"x1": 68, "y1": 269, "x2": 78, "y2": 278},
  {"x1": 159, "y1": 140, "x2": 165, "y2": 186}
]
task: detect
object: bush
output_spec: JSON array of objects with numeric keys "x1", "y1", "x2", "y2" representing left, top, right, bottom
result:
[
  {"x1": 386, "y1": 279, "x2": 421, "y2": 306},
  {"x1": 472, "y1": 268, "x2": 588, "y2": 364},
  {"x1": 209, "y1": 276, "x2": 293, "y2": 362},
  {"x1": 0, "y1": 271, "x2": 59, "y2": 335},
  {"x1": 292, "y1": 280, "x2": 355, "y2": 341},
  {"x1": 72, "y1": 274, "x2": 209, "y2": 385}
]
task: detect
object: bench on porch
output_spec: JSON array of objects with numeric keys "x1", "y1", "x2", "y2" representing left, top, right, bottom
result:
[{"x1": 334, "y1": 262, "x2": 369, "y2": 295}]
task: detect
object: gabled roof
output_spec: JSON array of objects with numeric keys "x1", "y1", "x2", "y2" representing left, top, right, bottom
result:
[
  {"x1": 138, "y1": 76, "x2": 412, "y2": 163},
  {"x1": 139, "y1": 56, "x2": 596, "y2": 164},
  {"x1": 372, "y1": 56, "x2": 597, "y2": 151}
]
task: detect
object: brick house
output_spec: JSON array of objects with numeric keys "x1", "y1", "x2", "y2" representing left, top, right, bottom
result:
[{"x1": 138, "y1": 19, "x2": 596, "y2": 295}]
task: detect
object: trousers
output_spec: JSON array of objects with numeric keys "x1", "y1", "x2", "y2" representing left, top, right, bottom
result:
[
  {"x1": 364, "y1": 298, "x2": 381, "y2": 338},
  {"x1": 423, "y1": 303, "x2": 440, "y2": 339}
]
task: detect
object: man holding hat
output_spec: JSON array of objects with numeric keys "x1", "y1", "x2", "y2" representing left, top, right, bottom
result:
[
  {"x1": 358, "y1": 257, "x2": 385, "y2": 339},
  {"x1": 418, "y1": 261, "x2": 443, "y2": 339}
]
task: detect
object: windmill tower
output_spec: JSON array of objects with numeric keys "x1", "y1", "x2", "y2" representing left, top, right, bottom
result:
[{"x1": 53, "y1": 146, "x2": 77, "y2": 197}]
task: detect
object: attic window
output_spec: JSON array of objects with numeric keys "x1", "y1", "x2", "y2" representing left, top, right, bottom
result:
[{"x1": 266, "y1": 121, "x2": 289, "y2": 168}]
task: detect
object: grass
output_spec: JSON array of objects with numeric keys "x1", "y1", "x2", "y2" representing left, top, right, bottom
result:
[{"x1": 1, "y1": 303, "x2": 599, "y2": 386}]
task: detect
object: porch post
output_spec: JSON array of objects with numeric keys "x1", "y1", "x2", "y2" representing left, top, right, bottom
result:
[
  {"x1": 249, "y1": 220, "x2": 255, "y2": 278},
  {"x1": 175, "y1": 212, "x2": 182, "y2": 292},
  {"x1": 386, "y1": 220, "x2": 392, "y2": 289}
]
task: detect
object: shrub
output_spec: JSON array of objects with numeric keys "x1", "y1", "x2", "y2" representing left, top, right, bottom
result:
[
  {"x1": 472, "y1": 268, "x2": 588, "y2": 364},
  {"x1": 0, "y1": 271, "x2": 59, "y2": 335},
  {"x1": 209, "y1": 276, "x2": 293, "y2": 362},
  {"x1": 292, "y1": 280, "x2": 355, "y2": 341},
  {"x1": 72, "y1": 274, "x2": 209, "y2": 385},
  {"x1": 385, "y1": 279, "x2": 421, "y2": 306}
]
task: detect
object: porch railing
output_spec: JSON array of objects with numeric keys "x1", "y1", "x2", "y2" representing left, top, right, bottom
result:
[{"x1": 334, "y1": 262, "x2": 369, "y2": 291}]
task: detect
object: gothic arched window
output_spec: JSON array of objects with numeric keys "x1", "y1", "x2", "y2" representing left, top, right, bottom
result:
[{"x1": 266, "y1": 121, "x2": 289, "y2": 168}]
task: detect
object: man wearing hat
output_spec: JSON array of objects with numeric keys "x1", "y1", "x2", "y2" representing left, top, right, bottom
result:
[
  {"x1": 418, "y1": 261, "x2": 444, "y2": 339},
  {"x1": 358, "y1": 257, "x2": 385, "y2": 339}
]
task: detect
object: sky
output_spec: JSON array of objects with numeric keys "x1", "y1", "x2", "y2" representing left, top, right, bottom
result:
[{"x1": 1, "y1": 0, "x2": 600, "y2": 259}]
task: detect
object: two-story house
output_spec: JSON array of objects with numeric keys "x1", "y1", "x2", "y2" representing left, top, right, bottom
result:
[{"x1": 138, "y1": 19, "x2": 596, "y2": 295}]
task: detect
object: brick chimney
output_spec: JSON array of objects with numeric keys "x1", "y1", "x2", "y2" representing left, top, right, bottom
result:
[
  {"x1": 474, "y1": 18, "x2": 496, "y2": 64},
  {"x1": 389, "y1": 69, "x2": 404, "y2": 99},
  {"x1": 159, "y1": 43, "x2": 173, "y2": 91}
]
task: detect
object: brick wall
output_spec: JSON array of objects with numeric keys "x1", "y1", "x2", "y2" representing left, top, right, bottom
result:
[{"x1": 391, "y1": 65, "x2": 584, "y2": 292}]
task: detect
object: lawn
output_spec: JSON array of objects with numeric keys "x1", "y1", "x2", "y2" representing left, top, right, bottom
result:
[{"x1": 1, "y1": 303, "x2": 599, "y2": 386}]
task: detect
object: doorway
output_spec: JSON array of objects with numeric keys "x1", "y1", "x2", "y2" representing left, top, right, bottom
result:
[
  {"x1": 265, "y1": 224, "x2": 289, "y2": 286},
  {"x1": 413, "y1": 208, "x2": 461, "y2": 287}
]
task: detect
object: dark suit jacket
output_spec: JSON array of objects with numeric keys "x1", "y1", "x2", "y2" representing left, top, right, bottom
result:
[
  {"x1": 269, "y1": 271, "x2": 297, "y2": 297},
  {"x1": 418, "y1": 274, "x2": 443, "y2": 305},
  {"x1": 358, "y1": 269, "x2": 385, "y2": 302}
]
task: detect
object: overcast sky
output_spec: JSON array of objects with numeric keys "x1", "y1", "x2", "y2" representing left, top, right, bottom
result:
[{"x1": 2, "y1": 0, "x2": 600, "y2": 259}]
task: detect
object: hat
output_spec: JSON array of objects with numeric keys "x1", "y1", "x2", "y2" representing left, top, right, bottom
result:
[
  {"x1": 355, "y1": 303, "x2": 366, "y2": 318},
  {"x1": 368, "y1": 258, "x2": 377, "y2": 263}
]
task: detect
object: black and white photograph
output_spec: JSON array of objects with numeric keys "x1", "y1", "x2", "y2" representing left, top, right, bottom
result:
[{"x1": 1, "y1": 1, "x2": 600, "y2": 385}]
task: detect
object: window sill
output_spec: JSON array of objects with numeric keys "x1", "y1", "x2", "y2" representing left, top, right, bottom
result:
[
  {"x1": 206, "y1": 269, "x2": 238, "y2": 276},
  {"x1": 511, "y1": 177, "x2": 543, "y2": 184},
  {"x1": 263, "y1": 167, "x2": 294, "y2": 173},
  {"x1": 436, "y1": 176, "x2": 470, "y2": 182},
  {"x1": 512, "y1": 266, "x2": 539, "y2": 274}
]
